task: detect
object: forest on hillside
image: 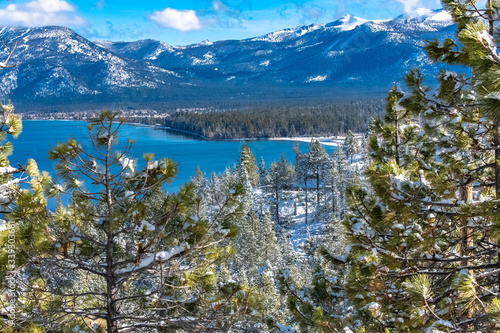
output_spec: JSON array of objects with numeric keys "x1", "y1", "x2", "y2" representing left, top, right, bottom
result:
[{"x1": 162, "y1": 101, "x2": 384, "y2": 140}]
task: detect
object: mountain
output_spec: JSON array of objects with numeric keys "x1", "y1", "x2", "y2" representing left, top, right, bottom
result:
[
  {"x1": 0, "y1": 26, "x2": 201, "y2": 109},
  {"x1": 97, "y1": 10, "x2": 455, "y2": 87},
  {"x1": 0, "y1": 10, "x2": 457, "y2": 110}
]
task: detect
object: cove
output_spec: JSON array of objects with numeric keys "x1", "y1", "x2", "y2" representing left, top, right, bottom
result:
[{"x1": 12, "y1": 120, "x2": 337, "y2": 192}]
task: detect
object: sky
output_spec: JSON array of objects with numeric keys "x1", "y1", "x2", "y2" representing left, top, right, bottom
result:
[{"x1": 0, "y1": 0, "x2": 443, "y2": 45}]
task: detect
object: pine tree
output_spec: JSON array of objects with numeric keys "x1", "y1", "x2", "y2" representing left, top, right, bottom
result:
[
  {"x1": 343, "y1": 131, "x2": 359, "y2": 164},
  {"x1": 0, "y1": 102, "x2": 44, "y2": 332},
  {"x1": 258, "y1": 211, "x2": 280, "y2": 265},
  {"x1": 338, "y1": 2, "x2": 500, "y2": 330},
  {"x1": 271, "y1": 232, "x2": 320, "y2": 331},
  {"x1": 368, "y1": 86, "x2": 422, "y2": 168},
  {"x1": 265, "y1": 153, "x2": 295, "y2": 225},
  {"x1": 259, "y1": 156, "x2": 267, "y2": 187},
  {"x1": 325, "y1": 159, "x2": 339, "y2": 219},
  {"x1": 190, "y1": 166, "x2": 207, "y2": 220},
  {"x1": 294, "y1": 142, "x2": 311, "y2": 224},
  {"x1": 359, "y1": 134, "x2": 371, "y2": 164},
  {"x1": 260, "y1": 264, "x2": 281, "y2": 326},
  {"x1": 191, "y1": 166, "x2": 206, "y2": 191},
  {"x1": 307, "y1": 140, "x2": 330, "y2": 205},
  {"x1": 333, "y1": 147, "x2": 349, "y2": 220},
  {"x1": 233, "y1": 209, "x2": 261, "y2": 283},
  {"x1": 15, "y1": 112, "x2": 259, "y2": 332},
  {"x1": 238, "y1": 142, "x2": 259, "y2": 187},
  {"x1": 276, "y1": 2, "x2": 500, "y2": 331}
]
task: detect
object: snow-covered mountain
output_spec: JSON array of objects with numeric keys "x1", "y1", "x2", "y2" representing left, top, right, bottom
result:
[
  {"x1": 0, "y1": 10, "x2": 456, "y2": 109},
  {"x1": 0, "y1": 26, "x2": 194, "y2": 107}
]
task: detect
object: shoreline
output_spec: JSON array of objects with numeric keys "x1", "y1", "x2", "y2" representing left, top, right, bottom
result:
[
  {"x1": 24, "y1": 119, "x2": 354, "y2": 147},
  {"x1": 152, "y1": 124, "x2": 350, "y2": 147}
]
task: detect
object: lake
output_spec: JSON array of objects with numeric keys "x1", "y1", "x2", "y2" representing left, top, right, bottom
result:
[{"x1": 11, "y1": 120, "x2": 337, "y2": 191}]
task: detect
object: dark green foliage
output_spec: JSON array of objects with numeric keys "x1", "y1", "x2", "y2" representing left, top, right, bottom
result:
[
  {"x1": 164, "y1": 101, "x2": 383, "y2": 140},
  {"x1": 237, "y1": 142, "x2": 259, "y2": 186},
  {"x1": 9, "y1": 111, "x2": 261, "y2": 332}
]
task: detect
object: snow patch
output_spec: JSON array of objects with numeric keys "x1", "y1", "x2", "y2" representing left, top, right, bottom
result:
[
  {"x1": 117, "y1": 245, "x2": 188, "y2": 274},
  {"x1": 191, "y1": 52, "x2": 215, "y2": 65},
  {"x1": 305, "y1": 75, "x2": 327, "y2": 83}
]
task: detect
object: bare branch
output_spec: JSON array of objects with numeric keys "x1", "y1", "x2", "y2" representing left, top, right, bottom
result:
[{"x1": 0, "y1": 41, "x2": 18, "y2": 69}]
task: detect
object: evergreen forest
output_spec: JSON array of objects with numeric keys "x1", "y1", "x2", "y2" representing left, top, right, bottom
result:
[{"x1": 162, "y1": 102, "x2": 383, "y2": 140}]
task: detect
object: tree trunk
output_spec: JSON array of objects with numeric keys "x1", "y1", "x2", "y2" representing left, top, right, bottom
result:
[
  {"x1": 459, "y1": 185, "x2": 474, "y2": 331},
  {"x1": 487, "y1": 0, "x2": 495, "y2": 36},
  {"x1": 304, "y1": 178, "x2": 308, "y2": 225},
  {"x1": 106, "y1": 237, "x2": 118, "y2": 333},
  {"x1": 459, "y1": 186, "x2": 473, "y2": 267},
  {"x1": 332, "y1": 186, "x2": 336, "y2": 218},
  {"x1": 494, "y1": 117, "x2": 500, "y2": 304},
  {"x1": 275, "y1": 188, "x2": 280, "y2": 225},
  {"x1": 104, "y1": 123, "x2": 118, "y2": 333},
  {"x1": 316, "y1": 171, "x2": 320, "y2": 205},
  {"x1": 487, "y1": 11, "x2": 500, "y2": 332},
  {"x1": 395, "y1": 111, "x2": 400, "y2": 167}
]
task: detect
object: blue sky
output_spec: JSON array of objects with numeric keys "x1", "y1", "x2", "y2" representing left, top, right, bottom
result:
[{"x1": 0, "y1": 0, "x2": 442, "y2": 45}]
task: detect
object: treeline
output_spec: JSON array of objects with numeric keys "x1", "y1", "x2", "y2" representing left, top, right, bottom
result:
[{"x1": 164, "y1": 100, "x2": 383, "y2": 140}]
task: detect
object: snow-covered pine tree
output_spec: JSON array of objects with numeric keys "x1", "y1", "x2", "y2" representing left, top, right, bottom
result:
[
  {"x1": 343, "y1": 131, "x2": 359, "y2": 164},
  {"x1": 259, "y1": 263, "x2": 281, "y2": 328},
  {"x1": 368, "y1": 86, "x2": 422, "y2": 168},
  {"x1": 340, "y1": 83, "x2": 438, "y2": 332},
  {"x1": 338, "y1": 1, "x2": 500, "y2": 330},
  {"x1": 273, "y1": 168, "x2": 351, "y2": 332},
  {"x1": 325, "y1": 158, "x2": 339, "y2": 220},
  {"x1": 270, "y1": 231, "x2": 321, "y2": 331},
  {"x1": 359, "y1": 134, "x2": 371, "y2": 165},
  {"x1": 265, "y1": 153, "x2": 295, "y2": 225},
  {"x1": 307, "y1": 140, "x2": 330, "y2": 205},
  {"x1": 238, "y1": 142, "x2": 259, "y2": 187},
  {"x1": 16, "y1": 112, "x2": 259, "y2": 332},
  {"x1": 233, "y1": 209, "x2": 261, "y2": 284},
  {"x1": 191, "y1": 166, "x2": 206, "y2": 191},
  {"x1": 234, "y1": 209, "x2": 284, "y2": 330},
  {"x1": 0, "y1": 103, "x2": 38, "y2": 213},
  {"x1": 190, "y1": 166, "x2": 208, "y2": 220},
  {"x1": 332, "y1": 147, "x2": 349, "y2": 220},
  {"x1": 259, "y1": 156, "x2": 267, "y2": 187},
  {"x1": 293, "y1": 142, "x2": 311, "y2": 224},
  {"x1": 259, "y1": 211, "x2": 280, "y2": 265},
  {"x1": 0, "y1": 102, "x2": 43, "y2": 332},
  {"x1": 275, "y1": 249, "x2": 351, "y2": 332}
]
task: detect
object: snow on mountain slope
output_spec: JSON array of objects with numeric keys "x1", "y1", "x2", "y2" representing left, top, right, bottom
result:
[
  {"x1": 0, "y1": 9, "x2": 456, "y2": 107},
  {"x1": 99, "y1": 9, "x2": 455, "y2": 87},
  {"x1": 0, "y1": 26, "x2": 190, "y2": 104}
]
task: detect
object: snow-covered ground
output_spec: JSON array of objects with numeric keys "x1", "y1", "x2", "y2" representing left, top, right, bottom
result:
[{"x1": 271, "y1": 135, "x2": 363, "y2": 147}]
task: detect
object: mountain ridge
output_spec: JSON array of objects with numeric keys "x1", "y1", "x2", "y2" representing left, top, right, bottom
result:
[{"x1": 0, "y1": 10, "x2": 457, "y2": 111}]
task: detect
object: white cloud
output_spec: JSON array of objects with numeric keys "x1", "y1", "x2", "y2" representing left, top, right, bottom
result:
[
  {"x1": 26, "y1": 0, "x2": 74, "y2": 12},
  {"x1": 0, "y1": 0, "x2": 87, "y2": 27},
  {"x1": 396, "y1": 0, "x2": 441, "y2": 16},
  {"x1": 148, "y1": 8, "x2": 202, "y2": 32},
  {"x1": 396, "y1": 0, "x2": 420, "y2": 14}
]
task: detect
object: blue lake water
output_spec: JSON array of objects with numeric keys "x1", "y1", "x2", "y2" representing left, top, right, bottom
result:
[{"x1": 11, "y1": 120, "x2": 336, "y2": 192}]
